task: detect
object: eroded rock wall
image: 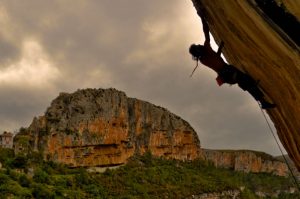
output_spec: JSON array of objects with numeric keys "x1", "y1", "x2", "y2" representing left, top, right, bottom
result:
[
  {"x1": 14, "y1": 88, "x2": 202, "y2": 167},
  {"x1": 191, "y1": 0, "x2": 300, "y2": 170},
  {"x1": 204, "y1": 149, "x2": 289, "y2": 176}
]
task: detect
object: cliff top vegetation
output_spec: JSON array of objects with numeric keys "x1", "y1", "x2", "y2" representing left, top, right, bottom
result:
[{"x1": 0, "y1": 148, "x2": 298, "y2": 198}]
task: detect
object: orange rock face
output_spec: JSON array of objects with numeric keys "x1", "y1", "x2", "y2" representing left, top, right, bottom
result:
[
  {"x1": 13, "y1": 88, "x2": 291, "y2": 176},
  {"x1": 204, "y1": 149, "x2": 289, "y2": 176},
  {"x1": 192, "y1": 0, "x2": 300, "y2": 170},
  {"x1": 14, "y1": 88, "x2": 202, "y2": 167}
]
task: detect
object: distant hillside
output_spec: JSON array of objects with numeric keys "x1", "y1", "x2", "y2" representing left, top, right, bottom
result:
[
  {"x1": 204, "y1": 149, "x2": 289, "y2": 176},
  {"x1": 0, "y1": 148, "x2": 299, "y2": 198},
  {"x1": 10, "y1": 87, "x2": 296, "y2": 182},
  {"x1": 12, "y1": 88, "x2": 291, "y2": 177},
  {"x1": 276, "y1": 155, "x2": 300, "y2": 180},
  {"x1": 3, "y1": 87, "x2": 300, "y2": 197}
]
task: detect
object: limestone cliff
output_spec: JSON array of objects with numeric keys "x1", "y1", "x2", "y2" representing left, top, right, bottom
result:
[
  {"x1": 14, "y1": 88, "x2": 201, "y2": 167},
  {"x1": 191, "y1": 0, "x2": 300, "y2": 170},
  {"x1": 204, "y1": 149, "x2": 289, "y2": 176}
]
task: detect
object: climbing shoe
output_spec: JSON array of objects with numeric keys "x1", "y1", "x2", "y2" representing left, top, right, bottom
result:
[{"x1": 261, "y1": 101, "x2": 276, "y2": 109}]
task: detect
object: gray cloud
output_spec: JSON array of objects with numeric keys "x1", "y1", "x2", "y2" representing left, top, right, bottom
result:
[
  {"x1": 0, "y1": 0, "x2": 284, "y2": 155},
  {"x1": 0, "y1": 38, "x2": 21, "y2": 67}
]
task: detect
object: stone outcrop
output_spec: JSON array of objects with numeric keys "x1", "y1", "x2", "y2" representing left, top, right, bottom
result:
[
  {"x1": 204, "y1": 149, "x2": 289, "y2": 176},
  {"x1": 276, "y1": 155, "x2": 300, "y2": 180},
  {"x1": 188, "y1": 190, "x2": 240, "y2": 199},
  {"x1": 14, "y1": 88, "x2": 202, "y2": 167},
  {"x1": 13, "y1": 88, "x2": 294, "y2": 177},
  {"x1": 191, "y1": 0, "x2": 300, "y2": 170}
]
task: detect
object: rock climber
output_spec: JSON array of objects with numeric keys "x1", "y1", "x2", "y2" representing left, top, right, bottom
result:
[{"x1": 189, "y1": 11, "x2": 276, "y2": 109}]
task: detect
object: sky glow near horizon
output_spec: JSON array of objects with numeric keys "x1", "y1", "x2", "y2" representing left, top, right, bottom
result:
[{"x1": 0, "y1": 0, "x2": 285, "y2": 156}]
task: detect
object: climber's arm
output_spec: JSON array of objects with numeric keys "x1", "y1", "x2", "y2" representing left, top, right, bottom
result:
[
  {"x1": 217, "y1": 41, "x2": 224, "y2": 56},
  {"x1": 198, "y1": 11, "x2": 210, "y2": 46}
]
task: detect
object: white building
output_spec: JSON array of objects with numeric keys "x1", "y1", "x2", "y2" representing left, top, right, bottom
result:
[{"x1": 0, "y1": 131, "x2": 13, "y2": 148}]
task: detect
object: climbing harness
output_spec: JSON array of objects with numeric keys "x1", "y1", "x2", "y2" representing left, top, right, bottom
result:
[{"x1": 259, "y1": 104, "x2": 300, "y2": 192}]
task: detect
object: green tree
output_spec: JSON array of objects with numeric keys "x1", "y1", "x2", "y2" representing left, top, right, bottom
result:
[
  {"x1": 0, "y1": 148, "x2": 14, "y2": 168},
  {"x1": 11, "y1": 154, "x2": 28, "y2": 169},
  {"x1": 19, "y1": 174, "x2": 31, "y2": 187},
  {"x1": 33, "y1": 168, "x2": 50, "y2": 184},
  {"x1": 32, "y1": 184, "x2": 55, "y2": 199},
  {"x1": 74, "y1": 168, "x2": 91, "y2": 187},
  {"x1": 0, "y1": 180, "x2": 32, "y2": 198},
  {"x1": 0, "y1": 173, "x2": 10, "y2": 184}
]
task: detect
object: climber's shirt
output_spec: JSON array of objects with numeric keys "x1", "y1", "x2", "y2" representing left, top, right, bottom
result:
[{"x1": 199, "y1": 44, "x2": 226, "y2": 73}]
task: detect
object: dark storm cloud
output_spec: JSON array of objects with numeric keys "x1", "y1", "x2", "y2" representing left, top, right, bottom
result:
[{"x1": 0, "y1": 0, "x2": 283, "y2": 155}]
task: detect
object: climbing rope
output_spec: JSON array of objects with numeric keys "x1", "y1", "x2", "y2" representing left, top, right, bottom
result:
[
  {"x1": 258, "y1": 104, "x2": 300, "y2": 192},
  {"x1": 190, "y1": 59, "x2": 199, "y2": 77}
]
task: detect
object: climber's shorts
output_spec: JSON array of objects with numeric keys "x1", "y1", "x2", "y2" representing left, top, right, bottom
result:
[
  {"x1": 216, "y1": 65, "x2": 239, "y2": 86},
  {"x1": 217, "y1": 64, "x2": 258, "y2": 91}
]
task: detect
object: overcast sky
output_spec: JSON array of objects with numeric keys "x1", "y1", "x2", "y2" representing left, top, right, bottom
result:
[{"x1": 0, "y1": 0, "x2": 285, "y2": 156}]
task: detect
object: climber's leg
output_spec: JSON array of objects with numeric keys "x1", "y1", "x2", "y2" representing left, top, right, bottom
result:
[
  {"x1": 236, "y1": 71, "x2": 276, "y2": 109},
  {"x1": 247, "y1": 87, "x2": 276, "y2": 109}
]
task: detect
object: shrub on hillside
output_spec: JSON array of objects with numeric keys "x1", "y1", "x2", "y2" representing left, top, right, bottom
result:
[{"x1": 33, "y1": 168, "x2": 50, "y2": 184}]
